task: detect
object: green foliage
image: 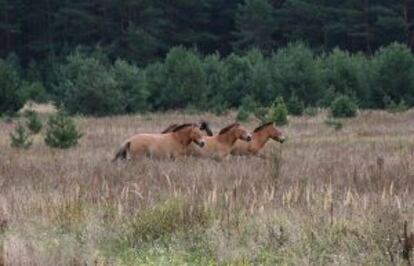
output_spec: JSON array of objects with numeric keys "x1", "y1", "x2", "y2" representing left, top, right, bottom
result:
[
  {"x1": 20, "y1": 81, "x2": 46, "y2": 103},
  {"x1": 371, "y1": 43, "x2": 414, "y2": 107},
  {"x1": 236, "y1": 107, "x2": 250, "y2": 122},
  {"x1": 233, "y1": 0, "x2": 275, "y2": 51},
  {"x1": 254, "y1": 107, "x2": 269, "y2": 122},
  {"x1": 223, "y1": 54, "x2": 253, "y2": 107},
  {"x1": 112, "y1": 59, "x2": 149, "y2": 113},
  {"x1": 54, "y1": 52, "x2": 122, "y2": 116},
  {"x1": 386, "y1": 99, "x2": 409, "y2": 114},
  {"x1": 0, "y1": 59, "x2": 25, "y2": 115},
  {"x1": 286, "y1": 94, "x2": 304, "y2": 116},
  {"x1": 324, "y1": 118, "x2": 343, "y2": 130},
  {"x1": 331, "y1": 95, "x2": 358, "y2": 118},
  {"x1": 304, "y1": 107, "x2": 318, "y2": 117},
  {"x1": 159, "y1": 47, "x2": 207, "y2": 109},
  {"x1": 45, "y1": 112, "x2": 82, "y2": 149},
  {"x1": 10, "y1": 122, "x2": 33, "y2": 149},
  {"x1": 323, "y1": 49, "x2": 372, "y2": 108},
  {"x1": 270, "y1": 42, "x2": 325, "y2": 106},
  {"x1": 267, "y1": 97, "x2": 288, "y2": 125},
  {"x1": 24, "y1": 111, "x2": 43, "y2": 134},
  {"x1": 126, "y1": 199, "x2": 212, "y2": 245}
]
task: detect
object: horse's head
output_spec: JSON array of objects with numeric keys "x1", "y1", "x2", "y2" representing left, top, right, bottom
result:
[
  {"x1": 220, "y1": 123, "x2": 251, "y2": 142},
  {"x1": 270, "y1": 123, "x2": 286, "y2": 143},
  {"x1": 189, "y1": 126, "x2": 206, "y2": 147},
  {"x1": 199, "y1": 121, "x2": 213, "y2": 136}
]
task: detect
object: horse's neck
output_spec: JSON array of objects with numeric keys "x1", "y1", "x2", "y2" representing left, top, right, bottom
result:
[
  {"x1": 173, "y1": 132, "x2": 192, "y2": 146},
  {"x1": 252, "y1": 129, "x2": 271, "y2": 150},
  {"x1": 216, "y1": 132, "x2": 238, "y2": 147}
]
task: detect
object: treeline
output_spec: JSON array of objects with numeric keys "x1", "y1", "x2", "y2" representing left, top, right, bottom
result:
[
  {"x1": 1, "y1": 0, "x2": 414, "y2": 66},
  {"x1": 1, "y1": 42, "x2": 414, "y2": 116}
]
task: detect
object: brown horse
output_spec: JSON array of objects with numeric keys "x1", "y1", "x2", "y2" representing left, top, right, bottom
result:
[
  {"x1": 231, "y1": 122, "x2": 285, "y2": 156},
  {"x1": 191, "y1": 123, "x2": 252, "y2": 159},
  {"x1": 161, "y1": 121, "x2": 214, "y2": 136},
  {"x1": 113, "y1": 123, "x2": 205, "y2": 161}
]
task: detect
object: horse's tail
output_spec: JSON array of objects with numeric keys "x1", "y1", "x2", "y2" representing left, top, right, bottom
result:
[{"x1": 112, "y1": 141, "x2": 131, "y2": 162}]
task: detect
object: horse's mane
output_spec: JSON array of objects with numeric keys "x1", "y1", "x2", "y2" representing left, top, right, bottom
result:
[
  {"x1": 218, "y1": 123, "x2": 239, "y2": 135},
  {"x1": 161, "y1": 124, "x2": 179, "y2": 134},
  {"x1": 199, "y1": 121, "x2": 214, "y2": 136},
  {"x1": 172, "y1": 123, "x2": 197, "y2": 132},
  {"x1": 253, "y1": 122, "x2": 274, "y2": 133}
]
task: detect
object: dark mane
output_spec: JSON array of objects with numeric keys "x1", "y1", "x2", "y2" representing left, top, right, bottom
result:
[
  {"x1": 218, "y1": 123, "x2": 239, "y2": 135},
  {"x1": 253, "y1": 122, "x2": 274, "y2": 133},
  {"x1": 161, "y1": 124, "x2": 179, "y2": 134},
  {"x1": 172, "y1": 123, "x2": 197, "y2": 132}
]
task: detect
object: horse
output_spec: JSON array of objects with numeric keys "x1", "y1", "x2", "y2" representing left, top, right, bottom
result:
[
  {"x1": 192, "y1": 123, "x2": 252, "y2": 159},
  {"x1": 113, "y1": 123, "x2": 205, "y2": 161},
  {"x1": 161, "y1": 121, "x2": 214, "y2": 136},
  {"x1": 231, "y1": 122, "x2": 285, "y2": 157}
]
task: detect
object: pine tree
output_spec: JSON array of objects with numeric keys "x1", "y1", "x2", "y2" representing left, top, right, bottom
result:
[
  {"x1": 45, "y1": 112, "x2": 82, "y2": 149},
  {"x1": 10, "y1": 122, "x2": 33, "y2": 149}
]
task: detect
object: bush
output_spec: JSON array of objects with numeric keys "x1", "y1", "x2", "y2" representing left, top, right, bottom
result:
[
  {"x1": 304, "y1": 107, "x2": 318, "y2": 117},
  {"x1": 287, "y1": 94, "x2": 304, "y2": 116},
  {"x1": 159, "y1": 47, "x2": 207, "y2": 109},
  {"x1": 324, "y1": 118, "x2": 343, "y2": 130},
  {"x1": 323, "y1": 49, "x2": 372, "y2": 108},
  {"x1": 53, "y1": 52, "x2": 122, "y2": 116},
  {"x1": 267, "y1": 97, "x2": 288, "y2": 125},
  {"x1": 25, "y1": 111, "x2": 43, "y2": 134},
  {"x1": 254, "y1": 107, "x2": 269, "y2": 122},
  {"x1": 112, "y1": 59, "x2": 149, "y2": 113},
  {"x1": 371, "y1": 43, "x2": 414, "y2": 107},
  {"x1": 45, "y1": 112, "x2": 82, "y2": 149},
  {"x1": 10, "y1": 122, "x2": 33, "y2": 149},
  {"x1": 331, "y1": 95, "x2": 358, "y2": 118},
  {"x1": 386, "y1": 99, "x2": 409, "y2": 113},
  {"x1": 0, "y1": 59, "x2": 25, "y2": 115},
  {"x1": 236, "y1": 107, "x2": 250, "y2": 121},
  {"x1": 270, "y1": 42, "x2": 325, "y2": 106}
]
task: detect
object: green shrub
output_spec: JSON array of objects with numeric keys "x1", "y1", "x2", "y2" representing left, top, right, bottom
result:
[
  {"x1": 112, "y1": 59, "x2": 149, "y2": 113},
  {"x1": 0, "y1": 59, "x2": 26, "y2": 115},
  {"x1": 304, "y1": 107, "x2": 318, "y2": 117},
  {"x1": 54, "y1": 52, "x2": 122, "y2": 116},
  {"x1": 270, "y1": 42, "x2": 325, "y2": 106},
  {"x1": 331, "y1": 95, "x2": 358, "y2": 118},
  {"x1": 371, "y1": 43, "x2": 414, "y2": 107},
  {"x1": 324, "y1": 118, "x2": 343, "y2": 130},
  {"x1": 161, "y1": 47, "x2": 207, "y2": 109},
  {"x1": 254, "y1": 107, "x2": 269, "y2": 122},
  {"x1": 10, "y1": 122, "x2": 33, "y2": 149},
  {"x1": 287, "y1": 94, "x2": 304, "y2": 116},
  {"x1": 126, "y1": 199, "x2": 212, "y2": 244},
  {"x1": 386, "y1": 99, "x2": 409, "y2": 113},
  {"x1": 25, "y1": 111, "x2": 43, "y2": 134},
  {"x1": 323, "y1": 49, "x2": 372, "y2": 108},
  {"x1": 267, "y1": 97, "x2": 288, "y2": 125},
  {"x1": 45, "y1": 112, "x2": 82, "y2": 149},
  {"x1": 236, "y1": 107, "x2": 250, "y2": 122}
]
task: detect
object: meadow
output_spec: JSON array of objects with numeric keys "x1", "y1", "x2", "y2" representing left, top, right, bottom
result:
[{"x1": 0, "y1": 107, "x2": 413, "y2": 265}]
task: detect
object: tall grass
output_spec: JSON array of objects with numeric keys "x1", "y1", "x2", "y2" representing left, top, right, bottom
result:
[{"x1": 0, "y1": 109, "x2": 413, "y2": 265}]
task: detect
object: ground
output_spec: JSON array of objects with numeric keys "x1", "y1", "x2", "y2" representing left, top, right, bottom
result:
[{"x1": 0, "y1": 106, "x2": 413, "y2": 265}]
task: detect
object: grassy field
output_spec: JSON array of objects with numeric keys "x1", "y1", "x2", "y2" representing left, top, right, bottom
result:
[{"x1": 0, "y1": 108, "x2": 413, "y2": 265}]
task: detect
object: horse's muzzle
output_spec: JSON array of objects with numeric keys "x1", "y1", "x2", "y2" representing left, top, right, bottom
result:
[
  {"x1": 195, "y1": 140, "x2": 205, "y2": 148},
  {"x1": 273, "y1": 136, "x2": 286, "y2": 143}
]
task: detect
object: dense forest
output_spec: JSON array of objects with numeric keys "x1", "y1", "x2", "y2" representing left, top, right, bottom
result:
[{"x1": 1, "y1": 0, "x2": 414, "y2": 115}]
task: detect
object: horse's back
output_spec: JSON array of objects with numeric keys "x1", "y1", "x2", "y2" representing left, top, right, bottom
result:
[{"x1": 127, "y1": 133, "x2": 178, "y2": 158}]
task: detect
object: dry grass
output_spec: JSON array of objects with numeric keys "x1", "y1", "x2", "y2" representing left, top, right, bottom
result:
[{"x1": 0, "y1": 109, "x2": 414, "y2": 265}]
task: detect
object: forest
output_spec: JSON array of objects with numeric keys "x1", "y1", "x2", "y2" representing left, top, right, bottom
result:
[{"x1": 1, "y1": 0, "x2": 414, "y2": 114}]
